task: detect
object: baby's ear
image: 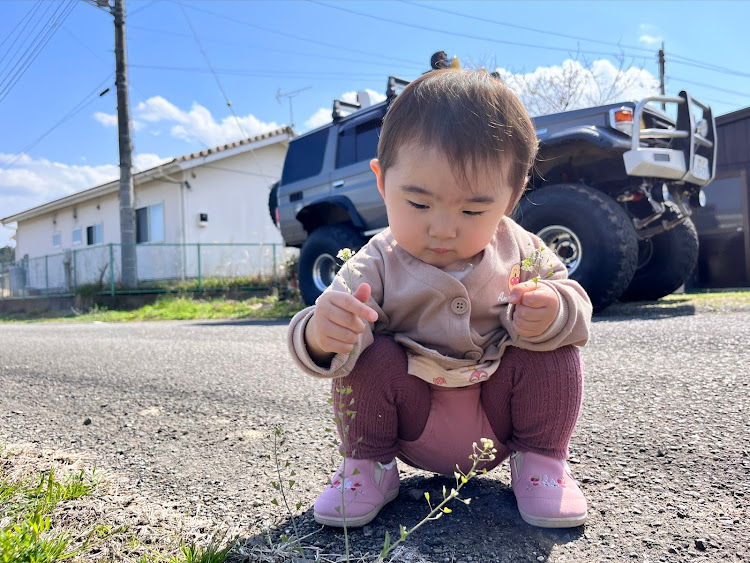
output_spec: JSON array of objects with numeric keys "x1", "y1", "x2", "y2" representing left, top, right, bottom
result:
[{"x1": 371, "y1": 159, "x2": 386, "y2": 197}]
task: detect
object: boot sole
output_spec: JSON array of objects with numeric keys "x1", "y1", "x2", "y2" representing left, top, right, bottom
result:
[
  {"x1": 518, "y1": 508, "x2": 587, "y2": 528},
  {"x1": 314, "y1": 487, "x2": 400, "y2": 528}
]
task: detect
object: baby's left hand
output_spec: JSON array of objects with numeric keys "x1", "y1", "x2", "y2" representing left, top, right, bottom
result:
[{"x1": 508, "y1": 282, "x2": 559, "y2": 339}]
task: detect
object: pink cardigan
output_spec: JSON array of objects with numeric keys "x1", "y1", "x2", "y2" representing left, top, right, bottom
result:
[{"x1": 288, "y1": 217, "x2": 592, "y2": 380}]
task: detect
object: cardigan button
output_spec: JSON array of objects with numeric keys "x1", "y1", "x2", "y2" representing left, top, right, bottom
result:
[
  {"x1": 464, "y1": 350, "x2": 482, "y2": 361},
  {"x1": 450, "y1": 297, "x2": 469, "y2": 315}
]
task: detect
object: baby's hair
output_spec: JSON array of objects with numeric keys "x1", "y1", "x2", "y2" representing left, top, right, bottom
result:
[{"x1": 377, "y1": 69, "x2": 538, "y2": 211}]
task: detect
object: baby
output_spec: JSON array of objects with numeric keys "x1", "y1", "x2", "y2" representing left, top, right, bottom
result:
[{"x1": 288, "y1": 68, "x2": 592, "y2": 529}]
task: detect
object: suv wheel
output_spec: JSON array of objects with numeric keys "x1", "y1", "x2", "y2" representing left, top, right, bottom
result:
[
  {"x1": 619, "y1": 218, "x2": 699, "y2": 302},
  {"x1": 516, "y1": 183, "x2": 639, "y2": 312},
  {"x1": 298, "y1": 225, "x2": 366, "y2": 305},
  {"x1": 268, "y1": 182, "x2": 279, "y2": 226}
]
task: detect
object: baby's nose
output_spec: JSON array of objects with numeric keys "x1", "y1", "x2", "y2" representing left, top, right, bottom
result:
[{"x1": 428, "y1": 214, "x2": 457, "y2": 238}]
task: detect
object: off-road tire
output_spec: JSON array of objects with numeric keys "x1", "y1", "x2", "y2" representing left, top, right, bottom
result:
[
  {"x1": 298, "y1": 224, "x2": 366, "y2": 305},
  {"x1": 619, "y1": 218, "x2": 699, "y2": 302},
  {"x1": 516, "y1": 183, "x2": 639, "y2": 312},
  {"x1": 268, "y1": 182, "x2": 279, "y2": 226}
]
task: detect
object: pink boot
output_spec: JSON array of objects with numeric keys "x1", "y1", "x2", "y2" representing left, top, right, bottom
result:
[
  {"x1": 313, "y1": 458, "x2": 400, "y2": 528},
  {"x1": 510, "y1": 451, "x2": 587, "y2": 528}
]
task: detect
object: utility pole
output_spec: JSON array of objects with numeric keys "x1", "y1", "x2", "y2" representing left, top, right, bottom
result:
[
  {"x1": 112, "y1": 0, "x2": 137, "y2": 287},
  {"x1": 658, "y1": 43, "x2": 666, "y2": 110}
]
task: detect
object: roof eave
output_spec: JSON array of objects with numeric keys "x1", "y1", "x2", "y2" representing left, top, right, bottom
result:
[{"x1": 177, "y1": 129, "x2": 294, "y2": 172}]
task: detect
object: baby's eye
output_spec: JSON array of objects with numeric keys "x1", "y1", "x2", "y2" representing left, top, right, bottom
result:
[
  {"x1": 407, "y1": 200, "x2": 428, "y2": 210},
  {"x1": 463, "y1": 210, "x2": 486, "y2": 216}
]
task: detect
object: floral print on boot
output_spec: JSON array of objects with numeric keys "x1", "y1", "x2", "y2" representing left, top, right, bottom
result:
[
  {"x1": 510, "y1": 451, "x2": 587, "y2": 528},
  {"x1": 314, "y1": 458, "x2": 400, "y2": 528}
]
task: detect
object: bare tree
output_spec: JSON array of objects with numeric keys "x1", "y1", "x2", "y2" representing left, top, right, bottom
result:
[{"x1": 488, "y1": 55, "x2": 659, "y2": 117}]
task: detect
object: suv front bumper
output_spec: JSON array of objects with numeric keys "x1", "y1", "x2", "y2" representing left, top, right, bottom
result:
[{"x1": 623, "y1": 92, "x2": 716, "y2": 188}]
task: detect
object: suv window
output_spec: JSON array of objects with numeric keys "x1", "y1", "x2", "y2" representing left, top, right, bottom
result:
[
  {"x1": 336, "y1": 111, "x2": 385, "y2": 169},
  {"x1": 280, "y1": 128, "x2": 329, "y2": 185}
]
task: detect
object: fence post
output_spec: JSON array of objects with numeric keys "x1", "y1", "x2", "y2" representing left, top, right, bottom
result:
[
  {"x1": 109, "y1": 243, "x2": 115, "y2": 296},
  {"x1": 197, "y1": 243, "x2": 202, "y2": 292},
  {"x1": 45, "y1": 254, "x2": 49, "y2": 296},
  {"x1": 73, "y1": 249, "x2": 77, "y2": 294},
  {"x1": 272, "y1": 243, "x2": 278, "y2": 287}
]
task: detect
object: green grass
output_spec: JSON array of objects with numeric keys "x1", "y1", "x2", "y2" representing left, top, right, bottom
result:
[
  {"x1": 600, "y1": 289, "x2": 750, "y2": 317},
  {"x1": 0, "y1": 445, "x2": 237, "y2": 563},
  {"x1": 0, "y1": 456, "x2": 98, "y2": 563},
  {"x1": 665, "y1": 289, "x2": 750, "y2": 307},
  {"x1": 0, "y1": 294, "x2": 306, "y2": 323}
]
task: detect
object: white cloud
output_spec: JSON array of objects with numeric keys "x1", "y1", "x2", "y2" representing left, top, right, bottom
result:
[
  {"x1": 304, "y1": 108, "x2": 332, "y2": 130},
  {"x1": 341, "y1": 88, "x2": 387, "y2": 107},
  {"x1": 302, "y1": 88, "x2": 387, "y2": 132},
  {"x1": 0, "y1": 152, "x2": 170, "y2": 231},
  {"x1": 134, "y1": 97, "x2": 281, "y2": 146},
  {"x1": 494, "y1": 58, "x2": 659, "y2": 116},
  {"x1": 639, "y1": 34, "x2": 662, "y2": 45},
  {"x1": 93, "y1": 111, "x2": 117, "y2": 127},
  {"x1": 93, "y1": 110, "x2": 150, "y2": 132},
  {"x1": 133, "y1": 153, "x2": 171, "y2": 172}
]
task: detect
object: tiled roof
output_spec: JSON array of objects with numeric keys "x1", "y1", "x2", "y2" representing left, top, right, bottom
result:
[{"x1": 175, "y1": 126, "x2": 295, "y2": 163}]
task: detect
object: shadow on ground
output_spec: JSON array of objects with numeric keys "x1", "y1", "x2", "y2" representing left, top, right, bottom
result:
[
  {"x1": 238, "y1": 475, "x2": 584, "y2": 562},
  {"x1": 594, "y1": 299, "x2": 696, "y2": 321},
  {"x1": 190, "y1": 318, "x2": 291, "y2": 327}
]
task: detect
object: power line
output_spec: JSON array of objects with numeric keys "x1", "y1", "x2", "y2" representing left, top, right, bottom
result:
[
  {"x1": 177, "y1": 1, "x2": 275, "y2": 180},
  {"x1": 669, "y1": 58, "x2": 750, "y2": 80},
  {"x1": 402, "y1": 0, "x2": 656, "y2": 57},
  {"x1": 0, "y1": 1, "x2": 47, "y2": 70},
  {"x1": 127, "y1": 23, "x2": 425, "y2": 72},
  {"x1": 59, "y1": 20, "x2": 214, "y2": 156},
  {"x1": 0, "y1": 1, "x2": 77, "y2": 104},
  {"x1": 0, "y1": 1, "x2": 44, "y2": 61},
  {"x1": 128, "y1": 63, "x2": 389, "y2": 79},
  {"x1": 404, "y1": 0, "x2": 750, "y2": 82},
  {"x1": 128, "y1": 0, "x2": 157, "y2": 18},
  {"x1": 666, "y1": 76, "x2": 748, "y2": 99},
  {"x1": 6, "y1": 73, "x2": 114, "y2": 167},
  {"x1": 311, "y1": 1, "x2": 646, "y2": 60},
  {"x1": 202, "y1": 164, "x2": 277, "y2": 178},
  {"x1": 179, "y1": 3, "x2": 421, "y2": 68},
  {"x1": 177, "y1": 2, "x2": 247, "y2": 139}
]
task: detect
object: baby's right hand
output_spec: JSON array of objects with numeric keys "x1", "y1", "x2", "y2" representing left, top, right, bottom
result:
[{"x1": 305, "y1": 283, "x2": 378, "y2": 360}]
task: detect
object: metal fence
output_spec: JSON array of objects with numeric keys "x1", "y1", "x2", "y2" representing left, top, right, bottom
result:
[{"x1": 0, "y1": 243, "x2": 298, "y2": 299}]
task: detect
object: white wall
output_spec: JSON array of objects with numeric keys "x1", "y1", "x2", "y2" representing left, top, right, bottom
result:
[
  {"x1": 15, "y1": 192, "x2": 118, "y2": 260},
  {"x1": 182, "y1": 143, "x2": 285, "y2": 245},
  {"x1": 11, "y1": 138, "x2": 289, "y2": 288}
]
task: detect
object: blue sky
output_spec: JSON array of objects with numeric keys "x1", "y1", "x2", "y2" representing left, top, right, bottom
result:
[{"x1": 1, "y1": 0, "x2": 748, "y2": 249}]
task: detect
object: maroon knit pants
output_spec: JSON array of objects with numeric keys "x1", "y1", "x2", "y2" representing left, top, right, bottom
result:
[{"x1": 332, "y1": 334, "x2": 584, "y2": 464}]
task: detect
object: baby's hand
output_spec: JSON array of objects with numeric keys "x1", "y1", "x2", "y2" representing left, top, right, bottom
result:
[
  {"x1": 508, "y1": 282, "x2": 559, "y2": 339},
  {"x1": 305, "y1": 283, "x2": 378, "y2": 362}
]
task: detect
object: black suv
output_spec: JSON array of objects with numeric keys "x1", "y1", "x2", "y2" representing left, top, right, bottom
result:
[{"x1": 271, "y1": 64, "x2": 717, "y2": 311}]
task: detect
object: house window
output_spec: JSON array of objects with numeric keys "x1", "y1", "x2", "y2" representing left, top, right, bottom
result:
[
  {"x1": 87, "y1": 224, "x2": 103, "y2": 245},
  {"x1": 52, "y1": 232, "x2": 61, "y2": 248},
  {"x1": 72, "y1": 228, "x2": 82, "y2": 246},
  {"x1": 136, "y1": 203, "x2": 164, "y2": 243}
]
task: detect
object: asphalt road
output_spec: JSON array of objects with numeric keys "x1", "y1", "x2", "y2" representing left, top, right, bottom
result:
[{"x1": 0, "y1": 311, "x2": 748, "y2": 562}]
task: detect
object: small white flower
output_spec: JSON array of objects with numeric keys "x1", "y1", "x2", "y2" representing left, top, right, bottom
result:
[{"x1": 337, "y1": 248, "x2": 353, "y2": 262}]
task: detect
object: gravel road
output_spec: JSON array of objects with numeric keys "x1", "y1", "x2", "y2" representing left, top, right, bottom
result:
[{"x1": 0, "y1": 310, "x2": 748, "y2": 562}]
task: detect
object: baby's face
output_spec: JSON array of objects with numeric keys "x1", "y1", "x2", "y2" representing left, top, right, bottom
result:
[{"x1": 371, "y1": 144, "x2": 512, "y2": 270}]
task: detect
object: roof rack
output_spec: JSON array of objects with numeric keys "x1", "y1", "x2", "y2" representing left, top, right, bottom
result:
[
  {"x1": 332, "y1": 99, "x2": 361, "y2": 121},
  {"x1": 386, "y1": 76, "x2": 409, "y2": 98},
  {"x1": 332, "y1": 75, "x2": 411, "y2": 121}
]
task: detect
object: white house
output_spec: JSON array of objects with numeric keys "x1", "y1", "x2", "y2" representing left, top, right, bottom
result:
[{"x1": 1, "y1": 127, "x2": 294, "y2": 294}]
